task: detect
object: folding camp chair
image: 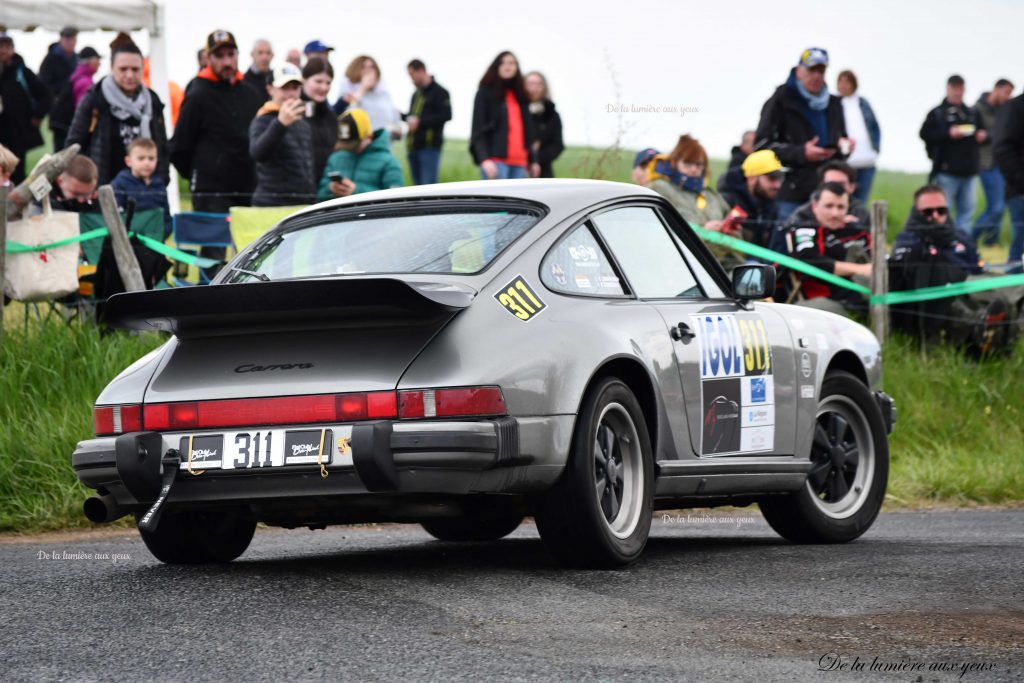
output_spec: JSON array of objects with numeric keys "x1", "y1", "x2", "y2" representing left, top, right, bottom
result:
[{"x1": 172, "y1": 212, "x2": 233, "y2": 285}]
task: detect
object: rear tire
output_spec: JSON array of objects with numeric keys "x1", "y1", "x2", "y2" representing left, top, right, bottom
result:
[
  {"x1": 420, "y1": 505, "x2": 524, "y2": 542},
  {"x1": 759, "y1": 371, "x2": 888, "y2": 543},
  {"x1": 137, "y1": 509, "x2": 256, "y2": 564},
  {"x1": 535, "y1": 378, "x2": 653, "y2": 567}
]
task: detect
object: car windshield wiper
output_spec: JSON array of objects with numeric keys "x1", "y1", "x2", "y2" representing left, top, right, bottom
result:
[{"x1": 228, "y1": 267, "x2": 271, "y2": 282}]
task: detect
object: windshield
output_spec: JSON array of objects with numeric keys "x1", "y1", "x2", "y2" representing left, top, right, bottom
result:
[{"x1": 230, "y1": 208, "x2": 541, "y2": 281}]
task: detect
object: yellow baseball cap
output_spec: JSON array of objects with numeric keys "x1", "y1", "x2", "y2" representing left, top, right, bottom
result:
[
  {"x1": 741, "y1": 150, "x2": 788, "y2": 178},
  {"x1": 338, "y1": 108, "x2": 372, "y2": 143}
]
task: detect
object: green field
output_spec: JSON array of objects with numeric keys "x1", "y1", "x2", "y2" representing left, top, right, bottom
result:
[{"x1": 6, "y1": 137, "x2": 1020, "y2": 533}]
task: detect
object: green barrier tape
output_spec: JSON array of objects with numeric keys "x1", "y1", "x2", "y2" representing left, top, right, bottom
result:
[
  {"x1": 689, "y1": 223, "x2": 872, "y2": 295},
  {"x1": 874, "y1": 274, "x2": 1024, "y2": 305},
  {"x1": 688, "y1": 221, "x2": 1024, "y2": 306},
  {"x1": 6, "y1": 228, "x2": 218, "y2": 268},
  {"x1": 5, "y1": 228, "x2": 109, "y2": 253},
  {"x1": 131, "y1": 233, "x2": 220, "y2": 269}
]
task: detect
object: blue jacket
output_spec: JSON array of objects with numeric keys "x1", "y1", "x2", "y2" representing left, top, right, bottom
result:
[
  {"x1": 858, "y1": 97, "x2": 881, "y2": 153},
  {"x1": 111, "y1": 168, "x2": 172, "y2": 236}
]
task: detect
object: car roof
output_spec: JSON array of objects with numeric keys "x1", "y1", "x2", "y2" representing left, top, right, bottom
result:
[{"x1": 290, "y1": 179, "x2": 660, "y2": 219}]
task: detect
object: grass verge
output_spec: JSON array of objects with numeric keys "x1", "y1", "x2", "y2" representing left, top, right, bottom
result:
[{"x1": 0, "y1": 315, "x2": 165, "y2": 532}]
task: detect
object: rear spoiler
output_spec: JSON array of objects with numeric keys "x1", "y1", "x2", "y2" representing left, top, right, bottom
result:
[{"x1": 102, "y1": 278, "x2": 477, "y2": 339}]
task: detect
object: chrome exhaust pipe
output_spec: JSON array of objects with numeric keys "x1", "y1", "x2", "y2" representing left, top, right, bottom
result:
[{"x1": 83, "y1": 495, "x2": 128, "y2": 523}]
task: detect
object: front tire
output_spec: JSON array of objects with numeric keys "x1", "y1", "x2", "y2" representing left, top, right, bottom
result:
[
  {"x1": 759, "y1": 371, "x2": 889, "y2": 543},
  {"x1": 137, "y1": 509, "x2": 256, "y2": 564},
  {"x1": 535, "y1": 378, "x2": 654, "y2": 567}
]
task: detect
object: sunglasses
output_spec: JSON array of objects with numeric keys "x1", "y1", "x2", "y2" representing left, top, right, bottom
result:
[{"x1": 921, "y1": 207, "x2": 949, "y2": 218}]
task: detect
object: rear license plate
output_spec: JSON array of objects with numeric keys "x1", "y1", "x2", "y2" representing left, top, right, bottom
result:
[{"x1": 179, "y1": 427, "x2": 351, "y2": 470}]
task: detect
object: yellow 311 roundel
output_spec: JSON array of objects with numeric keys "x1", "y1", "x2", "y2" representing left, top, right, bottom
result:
[{"x1": 494, "y1": 275, "x2": 546, "y2": 322}]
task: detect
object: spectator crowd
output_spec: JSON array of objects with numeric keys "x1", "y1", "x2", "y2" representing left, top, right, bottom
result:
[{"x1": 2, "y1": 28, "x2": 1023, "y2": 324}]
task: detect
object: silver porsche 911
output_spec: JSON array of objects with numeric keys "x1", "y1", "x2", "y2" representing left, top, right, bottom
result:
[{"x1": 73, "y1": 179, "x2": 894, "y2": 567}]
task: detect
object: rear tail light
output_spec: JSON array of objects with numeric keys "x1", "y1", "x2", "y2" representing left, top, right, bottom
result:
[
  {"x1": 142, "y1": 391, "x2": 399, "y2": 431},
  {"x1": 95, "y1": 387, "x2": 506, "y2": 436},
  {"x1": 398, "y1": 386, "x2": 506, "y2": 418},
  {"x1": 93, "y1": 404, "x2": 142, "y2": 436}
]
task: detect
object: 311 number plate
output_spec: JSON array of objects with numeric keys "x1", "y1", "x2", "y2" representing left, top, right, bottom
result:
[{"x1": 178, "y1": 427, "x2": 352, "y2": 470}]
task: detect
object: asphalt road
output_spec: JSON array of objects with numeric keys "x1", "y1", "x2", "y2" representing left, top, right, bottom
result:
[{"x1": 1, "y1": 509, "x2": 1022, "y2": 682}]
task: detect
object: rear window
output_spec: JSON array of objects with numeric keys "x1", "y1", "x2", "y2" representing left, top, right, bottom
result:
[{"x1": 231, "y1": 208, "x2": 541, "y2": 281}]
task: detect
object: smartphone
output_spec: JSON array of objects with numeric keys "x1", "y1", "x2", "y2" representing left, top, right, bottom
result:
[
  {"x1": 328, "y1": 172, "x2": 348, "y2": 184},
  {"x1": 304, "y1": 101, "x2": 315, "y2": 118}
]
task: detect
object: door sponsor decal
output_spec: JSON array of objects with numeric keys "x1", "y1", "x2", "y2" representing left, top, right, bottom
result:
[
  {"x1": 691, "y1": 313, "x2": 775, "y2": 456},
  {"x1": 494, "y1": 275, "x2": 547, "y2": 322}
]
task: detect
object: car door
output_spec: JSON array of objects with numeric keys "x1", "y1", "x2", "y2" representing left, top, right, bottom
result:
[
  {"x1": 591, "y1": 204, "x2": 797, "y2": 459},
  {"x1": 537, "y1": 220, "x2": 697, "y2": 460}
]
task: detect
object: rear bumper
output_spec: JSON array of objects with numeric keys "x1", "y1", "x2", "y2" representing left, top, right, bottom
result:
[{"x1": 72, "y1": 416, "x2": 571, "y2": 512}]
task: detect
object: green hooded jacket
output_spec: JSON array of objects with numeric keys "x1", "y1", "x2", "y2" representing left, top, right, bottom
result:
[{"x1": 317, "y1": 129, "x2": 405, "y2": 200}]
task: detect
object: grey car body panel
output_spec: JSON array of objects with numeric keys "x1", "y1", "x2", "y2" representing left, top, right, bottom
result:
[{"x1": 85, "y1": 180, "x2": 886, "y2": 515}]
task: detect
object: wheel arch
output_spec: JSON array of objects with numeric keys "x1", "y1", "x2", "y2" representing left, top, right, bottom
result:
[
  {"x1": 824, "y1": 350, "x2": 868, "y2": 385},
  {"x1": 578, "y1": 355, "x2": 669, "y2": 460}
]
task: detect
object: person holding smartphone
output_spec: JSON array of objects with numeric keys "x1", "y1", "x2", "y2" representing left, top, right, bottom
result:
[
  {"x1": 317, "y1": 108, "x2": 404, "y2": 200},
  {"x1": 755, "y1": 47, "x2": 853, "y2": 223},
  {"x1": 249, "y1": 63, "x2": 316, "y2": 206}
]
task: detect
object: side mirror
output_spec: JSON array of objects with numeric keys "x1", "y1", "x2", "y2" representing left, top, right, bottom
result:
[{"x1": 732, "y1": 264, "x2": 776, "y2": 301}]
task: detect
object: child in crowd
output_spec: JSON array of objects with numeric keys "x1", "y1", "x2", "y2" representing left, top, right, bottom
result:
[
  {"x1": 111, "y1": 137, "x2": 171, "y2": 236},
  {"x1": 0, "y1": 144, "x2": 20, "y2": 187}
]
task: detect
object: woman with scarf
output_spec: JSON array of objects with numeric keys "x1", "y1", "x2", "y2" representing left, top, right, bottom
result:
[
  {"x1": 470, "y1": 51, "x2": 539, "y2": 180},
  {"x1": 649, "y1": 134, "x2": 745, "y2": 273},
  {"x1": 67, "y1": 40, "x2": 168, "y2": 186}
]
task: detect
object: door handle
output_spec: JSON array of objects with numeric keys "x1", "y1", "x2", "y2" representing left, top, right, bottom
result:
[{"x1": 670, "y1": 322, "x2": 696, "y2": 341}]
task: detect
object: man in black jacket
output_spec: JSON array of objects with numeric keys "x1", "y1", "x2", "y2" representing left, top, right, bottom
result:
[
  {"x1": 0, "y1": 34, "x2": 51, "y2": 184},
  {"x1": 405, "y1": 59, "x2": 451, "y2": 185},
  {"x1": 755, "y1": 47, "x2": 852, "y2": 223},
  {"x1": 920, "y1": 75, "x2": 985, "y2": 231},
  {"x1": 243, "y1": 39, "x2": 274, "y2": 104},
  {"x1": 171, "y1": 29, "x2": 262, "y2": 213},
  {"x1": 38, "y1": 27, "x2": 78, "y2": 149},
  {"x1": 995, "y1": 92, "x2": 1024, "y2": 274}
]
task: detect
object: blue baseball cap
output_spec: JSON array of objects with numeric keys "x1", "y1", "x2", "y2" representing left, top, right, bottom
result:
[
  {"x1": 633, "y1": 148, "x2": 660, "y2": 168},
  {"x1": 304, "y1": 40, "x2": 334, "y2": 55},
  {"x1": 798, "y1": 47, "x2": 829, "y2": 68}
]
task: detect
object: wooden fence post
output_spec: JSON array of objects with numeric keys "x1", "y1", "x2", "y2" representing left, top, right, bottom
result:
[
  {"x1": 870, "y1": 200, "x2": 889, "y2": 346},
  {"x1": 97, "y1": 185, "x2": 146, "y2": 293}
]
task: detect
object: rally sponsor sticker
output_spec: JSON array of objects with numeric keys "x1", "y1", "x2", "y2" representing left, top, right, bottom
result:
[
  {"x1": 494, "y1": 275, "x2": 547, "y2": 322},
  {"x1": 691, "y1": 313, "x2": 775, "y2": 456},
  {"x1": 284, "y1": 429, "x2": 333, "y2": 465},
  {"x1": 179, "y1": 435, "x2": 224, "y2": 469}
]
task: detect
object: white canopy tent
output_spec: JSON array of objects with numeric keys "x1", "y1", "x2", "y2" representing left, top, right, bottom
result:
[{"x1": 0, "y1": 1, "x2": 178, "y2": 210}]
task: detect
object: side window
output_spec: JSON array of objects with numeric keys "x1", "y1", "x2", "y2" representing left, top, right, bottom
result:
[
  {"x1": 592, "y1": 207, "x2": 702, "y2": 298},
  {"x1": 668, "y1": 227, "x2": 727, "y2": 299},
  {"x1": 541, "y1": 224, "x2": 626, "y2": 296}
]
